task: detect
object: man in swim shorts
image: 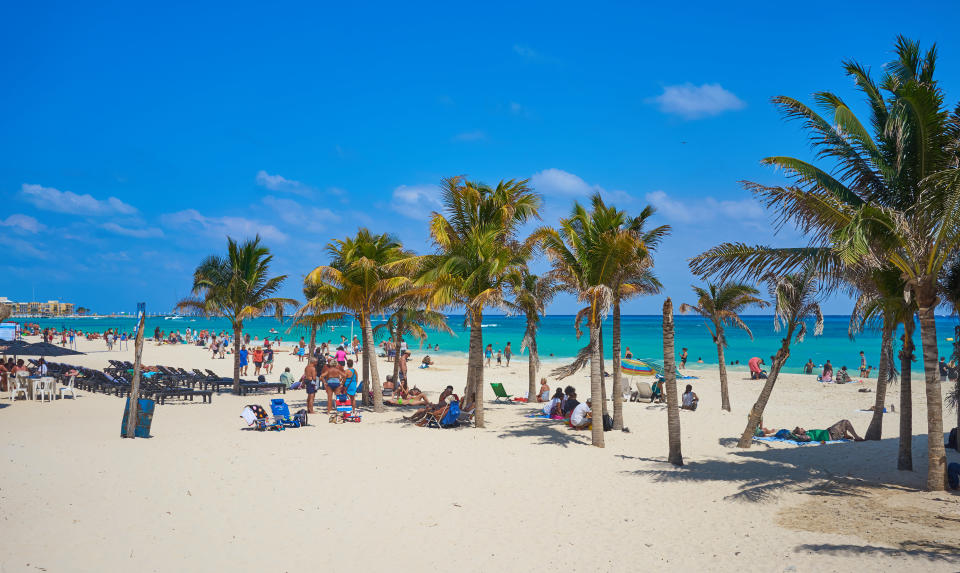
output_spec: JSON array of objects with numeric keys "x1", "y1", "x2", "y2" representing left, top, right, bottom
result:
[{"x1": 303, "y1": 358, "x2": 318, "y2": 414}]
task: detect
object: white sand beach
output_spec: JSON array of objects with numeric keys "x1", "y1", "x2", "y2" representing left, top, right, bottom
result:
[{"x1": 2, "y1": 337, "x2": 958, "y2": 572}]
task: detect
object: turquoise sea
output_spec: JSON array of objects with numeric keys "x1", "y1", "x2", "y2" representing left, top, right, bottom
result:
[{"x1": 21, "y1": 314, "x2": 960, "y2": 375}]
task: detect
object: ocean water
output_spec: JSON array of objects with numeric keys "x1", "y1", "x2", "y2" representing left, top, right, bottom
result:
[{"x1": 20, "y1": 314, "x2": 960, "y2": 375}]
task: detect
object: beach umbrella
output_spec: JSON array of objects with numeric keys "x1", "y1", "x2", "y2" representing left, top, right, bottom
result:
[{"x1": 622, "y1": 358, "x2": 656, "y2": 376}]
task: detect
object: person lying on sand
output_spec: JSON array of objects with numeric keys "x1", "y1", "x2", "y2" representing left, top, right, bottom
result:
[
  {"x1": 386, "y1": 387, "x2": 430, "y2": 406},
  {"x1": 793, "y1": 420, "x2": 864, "y2": 442}
]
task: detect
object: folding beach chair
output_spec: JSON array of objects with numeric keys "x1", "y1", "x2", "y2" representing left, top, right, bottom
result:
[{"x1": 490, "y1": 382, "x2": 513, "y2": 403}]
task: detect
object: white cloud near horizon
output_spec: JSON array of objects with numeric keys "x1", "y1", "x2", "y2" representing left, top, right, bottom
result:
[
  {"x1": 650, "y1": 83, "x2": 745, "y2": 119},
  {"x1": 19, "y1": 183, "x2": 137, "y2": 216},
  {"x1": 390, "y1": 184, "x2": 442, "y2": 220},
  {"x1": 161, "y1": 209, "x2": 288, "y2": 243},
  {"x1": 100, "y1": 222, "x2": 165, "y2": 238},
  {"x1": 645, "y1": 189, "x2": 766, "y2": 224},
  {"x1": 0, "y1": 214, "x2": 44, "y2": 233},
  {"x1": 255, "y1": 170, "x2": 313, "y2": 196}
]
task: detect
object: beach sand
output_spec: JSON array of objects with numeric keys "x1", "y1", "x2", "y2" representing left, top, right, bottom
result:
[{"x1": 2, "y1": 337, "x2": 958, "y2": 572}]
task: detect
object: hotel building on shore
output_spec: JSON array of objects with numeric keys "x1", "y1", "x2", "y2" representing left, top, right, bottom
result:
[{"x1": 0, "y1": 297, "x2": 75, "y2": 317}]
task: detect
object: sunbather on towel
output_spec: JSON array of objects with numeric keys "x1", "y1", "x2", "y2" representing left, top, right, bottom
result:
[
  {"x1": 386, "y1": 387, "x2": 430, "y2": 406},
  {"x1": 793, "y1": 420, "x2": 864, "y2": 442}
]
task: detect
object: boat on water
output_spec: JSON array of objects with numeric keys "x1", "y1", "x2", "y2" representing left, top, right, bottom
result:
[{"x1": 164, "y1": 315, "x2": 184, "y2": 320}]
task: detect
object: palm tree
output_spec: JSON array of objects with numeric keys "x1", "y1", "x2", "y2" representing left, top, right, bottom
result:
[
  {"x1": 417, "y1": 176, "x2": 541, "y2": 428},
  {"x1": 691, "y1": 38, "x2": 958, "y2": 489},
  {"x1": 736, "y1": 267, "x2": 823, "y2": 448},
  {"x1": 290, "y1": 281, "x2": 345, "y2": 359},
  {"x1": 679, "y1": 283, "x2": 768, "y2": 411},
  {"x1": 848, "y1": 268, "x2": 913, "y2": 441},
  {"x1": 177, "y1": 236, "x2": 297, "y2": 393},
  {"x1": 504, "y1": 268, "x2": 559, "y2": 403},
  {"x1": 305, "y1": 229, "x2": 412, "y2": 413},
  {"x1": 898, "y1": 316, "x2": 917, "y2": 470},
  {"x1": 663, "y1": 298, "x2": 683, "y2": 466},
  {"x1": 374, "y1": 307, "x2": 453, "y2": 384}
]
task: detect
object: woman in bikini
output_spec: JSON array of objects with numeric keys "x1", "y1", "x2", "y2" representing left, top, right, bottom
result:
[{"x1": 322, "y1": 360, "x2": 347, "y2": 415}]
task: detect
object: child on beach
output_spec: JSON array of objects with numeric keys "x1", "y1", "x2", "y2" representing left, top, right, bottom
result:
[{"x1": 496, "y1": 349, "x2": 502, "y2": 366}]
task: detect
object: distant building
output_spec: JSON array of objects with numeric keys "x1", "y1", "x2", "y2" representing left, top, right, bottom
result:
[{"x1": 0, "y1": 297, "x2": 78, "y2": 316}]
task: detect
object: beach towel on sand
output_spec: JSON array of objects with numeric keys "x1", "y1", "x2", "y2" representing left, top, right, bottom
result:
[{"x1": 754, "y1": 436, "x2": 850, "y2": 446}]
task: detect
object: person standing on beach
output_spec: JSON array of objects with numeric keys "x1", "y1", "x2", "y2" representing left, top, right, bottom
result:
[
  {"x1": 239, "y1": 345, "x2": 249, "y2": 376},
  {"x1": 252, "y1": 346, "x2": 264, "y2": 376},
  {"x1": 485, "y1": 344, "x2": 493, "y2": 367},
  {"x1": 859, "y1": 351, "x2": 867, "y2": 377},
  {"x1": 264, "y1": 345, "x2": 274, "y2": 374},
  {"x1": 680, "y1": 348, "x2": 688, "y2": 369},
  {"x1": 504, "y1": 342, "x2": 512, "y2": 367},
  {"x1": 303, "y1": 358, "x2": 318, "y2": 414}
]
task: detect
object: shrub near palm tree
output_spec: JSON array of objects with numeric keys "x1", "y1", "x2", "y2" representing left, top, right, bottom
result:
[
  {"x1": 417, "y1": 176, "x2": 541, "y2": 428},
  {"x1": 680, "y1": 283, "x2": 768, "y2": 412},
  {"x1": 177, "y1": 236, "x2": 297, "y2": 393},
  {"x1": 504, "y1": 268, "x2": 559, "y2": 403},
  {"x1": 737, "y1": 267, "x2": 823, "y2": 448},
  {"x1": 305, "y1": 229, "x2": 412, "y2": 412}
]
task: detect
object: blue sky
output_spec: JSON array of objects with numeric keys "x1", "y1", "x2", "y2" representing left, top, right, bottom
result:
[{"x1": 2, "y1": 0, "x2": 957, "y2": 315}]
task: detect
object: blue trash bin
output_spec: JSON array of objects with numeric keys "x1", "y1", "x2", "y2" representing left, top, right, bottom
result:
[{"x1": 121, "y1": 398, "x2": 156, "y2": 438}]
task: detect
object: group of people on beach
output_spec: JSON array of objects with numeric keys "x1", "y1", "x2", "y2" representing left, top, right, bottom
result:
[{"x1": 484, "y1": 342, "x2": 513, "y2": 367}]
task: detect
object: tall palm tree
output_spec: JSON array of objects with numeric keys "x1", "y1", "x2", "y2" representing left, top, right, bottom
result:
[
  {"x1": 290, "y1": 281, "x2": 345, "y2": 359},
  {"x1": 374, "y1": 307, "x2": 453, "y2": 384},
  {"x1": 177, "y1": 236, "x2": 297, "y2": 393},
  {"x1": 417, "y1": 176, "x2": 541, "y2": 428},
  {"x1": 504, "y1": 268, "x2": 559, "y2": 402},
  {"x1": 305, "y1": 229, "x2": 412, "y2": 413},
  {"x1": 663, "y1": 298, "x2": 683, "y2": 466},
  {"x1": 679, "y1": 283, "x2": 768, "y2": 411},
  {"x1": 736, "y1": 267, "x2": 823, "y2": 448},
  {"x1": 691, "y1": 37, "x2": 958, "y2": 489},
  {"x1": 535, "y1": 196, "x2": 630, "y2": 447}
]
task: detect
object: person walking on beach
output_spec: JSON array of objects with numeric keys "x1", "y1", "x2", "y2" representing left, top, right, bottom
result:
[
  {"x1": 252, "y1": 346, "x2": 264, "y2": 376},
  {"x1": 504, "y1": 342, "x2": 512, "y2": 367},
  {"x1": 264, "y1": 345, "x2": 274, "y2": 374},
  {"x1": 859, "y1": 351, "x2": 867, "y2": 377},
  {"x1": 485, "y1": 344, "x2": 493, "y2": 367},
  {"x1": 496, "y1": 348, "x2": 502, "y2": 366}
]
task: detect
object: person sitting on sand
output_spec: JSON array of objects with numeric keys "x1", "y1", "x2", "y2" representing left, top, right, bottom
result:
[
  {"x1": 543, "y1": 388, "x2": 564, "y2": 417},
  {"x1": 421, "y1": 355, "x2": 434, "y2": 367},
  {"x1": 387, "y1": 387, "x2": 431, "y2": 406},
  {"x1": 562, "y1": 389, "x2": 580, "y2": 417},
  {"x1": 681, "y1": 384, "x2": 699, "y2": 411},
  {"x1": 569, "y1": 398, "x2": 592, "y2": 430},
  {"x1": 835, "y1": 366, "x2": 852, "y2": 384},
  {"x1": 538, "y1": 378, "x2": 550, "y2": 402}
]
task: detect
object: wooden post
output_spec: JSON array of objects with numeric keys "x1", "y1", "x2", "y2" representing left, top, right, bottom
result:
[{"x1": 124, "y1": 304, "x2": 146, "y2": 439}]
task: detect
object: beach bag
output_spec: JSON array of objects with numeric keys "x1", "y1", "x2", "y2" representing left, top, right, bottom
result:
[
  {"x1": 602, "y1": 413, "x2": 614, "y2": 432},
  {"x1": 294, "y1": 409, "x2": 308, "y2": 426}
]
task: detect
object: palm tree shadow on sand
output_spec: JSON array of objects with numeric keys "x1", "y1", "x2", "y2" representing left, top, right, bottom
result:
[{"x1": 497, "y1": 420, "x2": 591, "y2": 448}]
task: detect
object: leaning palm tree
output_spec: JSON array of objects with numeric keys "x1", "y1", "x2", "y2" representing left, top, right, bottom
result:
[
  {"x1": 504, "y1": 268, "x2": 559, "y2": 403},
  {"x1": 663, "y1": 298, "x2": 683, "y2": 466},
  {"x1": 692, "y1": 37, "x2": 958, "y2": 489},
  {"x1": 416, "y1": 176, "x2": 541, "y2": 427},
  {"x1": 680, "y1": 283, "x2": 768, "y2": 412},
  {"x1": 847, "y1": 268, "x2": 912, "y2": 441},
  {"x1": 374, "y1": 306, "x2": 453, "y2": 384},
  {"x1": 305, "y1": 229, "x2": 412, "y2": 412},
  {"x1": 177, "y1": 236, "x2": 297, "y2": 393},
  {"x1": 737, "y1": 267, "x2": 823, "y2": 448}
]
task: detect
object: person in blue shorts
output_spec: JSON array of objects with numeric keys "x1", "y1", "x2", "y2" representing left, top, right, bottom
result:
[
  {"x1": 322, "y1": 360, "x2": 347, "y2": 415},
  {"x1": 238, "y1": 345, "x2": 249, "y2": 376}
]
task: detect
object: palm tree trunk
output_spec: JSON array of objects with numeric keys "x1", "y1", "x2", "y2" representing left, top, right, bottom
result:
[
  {"x1": 362, "y1": 313, "x2": 384, "y2": 413},
  {"x1": 898, "y1": 318, "x2": 914, "y2": 471},
  {"x1": 309, "y1": 323, "x2": 317, "y2": 358},
  {"x1": 392, "y1": 317, "x2": 403, "y2": 385},
  {"x1": 865, "y1": 320, "x2": 893, "y2": 440},
  {"x1": 232, "y1": 323, "x2": 242, "y2": 394},
  {"x1": 716, "y1": 324, "x2": 730, "y2": 412},
  {"x1": 663, "y1": 298, "x2": 683, "y2": 465},
  {"x1": 360, "y1": 318, "x2": 371, "y2": 406},
  {"x1": 611, "y1": 298, "x2": 624, "y2": 430},
  {"x1": 738, "y1": 335, "x2": 792, "y2": 448},
  {"x1": 599, "y1": 324, "x2": 608, "y2": 417},
  {"x1": 467, "y1": 308, "x2": 485, "y2": 428},
  {"x1": 526, "y1": 317, "x2": 538, "y2": 402},
  {"x1": 916, "y1": 291, "x2": 947, "y2": 491},
  {"x1": 588, "y1": 303, "x2": 604, "y2": 448}
]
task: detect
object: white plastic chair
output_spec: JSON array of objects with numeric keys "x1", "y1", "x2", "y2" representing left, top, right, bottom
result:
[
  {"x1": 59, "y1": 375, "x2": 78, "y2": 400},
  {"x1": 34, "y1": 377, "x2": 55, "y2": 403},
  {"x1": 10, "y1": 375, "x2": 28, "y2": 401}
]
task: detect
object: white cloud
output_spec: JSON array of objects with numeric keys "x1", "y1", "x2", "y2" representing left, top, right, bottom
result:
[
  {"x1": 650, "y1": 83, "x2": 745, "y2": 119},
  {"x1": 0, "y1": 214, "x2": 44, "y2": 233},
  {"x1": 261, "y1": 195, "x2": 339, "y2": 230},
  {"x1": 645, "y1": 190, "x2": 766, "y2": 224},
  {"x1": 255, "y1": 170, "x2": 312, "y2": 196},
  {"x1": 390, "y1": 184, "x2": 442, "y2": 220},
  {"x1": 19, "y1": 183, "x2": 137, "y2": 216},
  {"x1": 530, "y1": 168, "x2": 632, "y2": 203},
  {"x1": 452, "y1": 130, "x2": 487, "y2": 142},
  {"x1": 161, "y1": 209, "x2": 288, "y2": 243},
  {"x1": 513, "y1": 44, "x2": 539, "y2": 59},
  {"x1": 100, "y1": 222, "x2": 165, "y2": 238}
]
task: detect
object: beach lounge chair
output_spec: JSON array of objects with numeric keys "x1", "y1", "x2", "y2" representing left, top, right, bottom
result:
[
  {"x1": 632, "y1": 381, "x2": 654, "y2": 403},
  {"x1": 490, "y1": 382, "x2": 513, "y2": 403},
  {"x1": 420, "y1": 401, "x2": 461, "y2": 429}
]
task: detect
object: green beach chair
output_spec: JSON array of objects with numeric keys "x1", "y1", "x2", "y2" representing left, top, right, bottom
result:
[{"x1": 490, "y1": 382, "x2": 513, "y2": 403}]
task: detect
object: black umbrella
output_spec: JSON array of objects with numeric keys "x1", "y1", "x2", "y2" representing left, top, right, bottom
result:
[{"x1": 0, "y1": 340, "x2": 85, "y2": 357}]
